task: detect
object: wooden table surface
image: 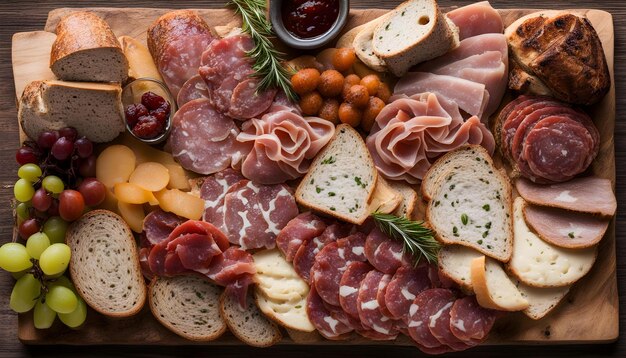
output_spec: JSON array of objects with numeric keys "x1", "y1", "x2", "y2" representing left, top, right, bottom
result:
[{"x1": 0, "y1": 0, "x2": 624, "y2": 356}]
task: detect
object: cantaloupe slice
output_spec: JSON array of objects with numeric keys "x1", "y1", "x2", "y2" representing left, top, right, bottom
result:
[
  {"x1": 117, "y1": 202, "x2": 145, "y2": 233},
  {"x1": 129, "y1": 162, "x2": 170, "y2": 192},
  {"x1": 96, "y1": 145, "x2": 136, "y2": 189},
  {"x1": 114, "y1": 182, "x2": 153, "y2": 205},
  {"x1": 154, "y1": 189, "x2": 204, "y2": 220}
]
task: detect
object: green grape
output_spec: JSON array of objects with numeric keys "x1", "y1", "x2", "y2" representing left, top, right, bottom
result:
[
  {"x1": 42, "y1": 176, "x2": 64, "y2": 194},
  {"x1": 42, "y1": 216, "x2": 69, "y2": 244},
  {"x1": 14, "y1": 179, "x2": 35, "y2": 202},
  {"x1": 58, "y1": 296, "x2": 87, "y2": 328},
  {"x1": 49, "y1": 275, "x2": 74, "y2": 290},
  {"x1": 39, "y1": 243, "x2": 71, "y2": 276},
  {"x1": 26, "y1": 232, "x2": 51, "y2": 260},
  {"x1": 16, "y1": 202, "x2": 30, "y2": 221},
  {"x1": 0, "y1": 243, "x2": 33, "y2": 272},
  {"x1": 45, "y1": 285, "x2": 77, "y2": 314},
  {"x1": 17, "y1": 164, "x2": 42, "y2": 183},
  {"x1": 9, "y1": 273, "x2": 40, "y2": 313},
  {"x1": 34, "y1": 300, "x2": 56, "y2": 329},
  {"x1": 11, "y1": 269, "x2": 28, "y2": 280}
]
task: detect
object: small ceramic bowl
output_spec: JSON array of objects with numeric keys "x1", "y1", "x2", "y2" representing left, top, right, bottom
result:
[
  {"x1": 121, "y1": 78, "x2": 177, "y2": 145},
  {"x1": 270, "y1": 0, "x2": 350, "y2": 50}
]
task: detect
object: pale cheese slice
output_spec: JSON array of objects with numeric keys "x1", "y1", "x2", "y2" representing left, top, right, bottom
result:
[
  {"x1": 508, "y1": 197, "x2": 597, "y2": 287},
  {"x1": 254, "y1": 249, "x2": 304, "y2": 279},
  {"x1": 471, "y1": 255, "x2": 529, "y2": 311},
  {"x1": 256, "y1": 275, "x2": 309, "y2": 302},
  {"x1": 255, "y1": 291, "x2": 314, "y2": 332},
  {"x1": 514, "y1": 279, "x2": 570, "y2": 320}
]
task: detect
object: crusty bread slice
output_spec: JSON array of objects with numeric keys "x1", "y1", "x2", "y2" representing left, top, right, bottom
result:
[
  {"x1": 438, "y1": 244, "x2": 483, "y2": 292},
  {"x1": 372, "y1": 0, "x2": 459, "y2": 76},
  {"x1": 149, "y1": 275, "x2": 226, "y2": 341},
  {"x1": 66, "y1": 210, "x2": 146, "y2": 318},
  {"x1": 508, "y1": 197, "x2": 597, "y2": 287},
  {"x1": 367, "y1": 176, "x2": 402, "y2": 214},
  {"x1": 220, "y1": 291, "x2": 282, "y2": 347},
  {"x1": 19, "y1": 80, "x2": 125, "y2": 143},
  {"x1": 471, "y1": 255, "x2": 529, "y2": 311},
  {"x1": 388, "y1": 180, "x2": 418, "y2": 219},
  {"x1": 425, "y1": 146, "x2": 513, "y2": 262},
  {"x1": 51, "y1": 11, "x2": 128, "y2": 83},
  {"x1": 296, "y1": 124, "x2": 377, "y2": 224},
  {"x1": 352, "y1": 15, "x2": 389, "y2": 72},
  {"x1": 514, "y1": 279, "x2": 570, "y2": 320}
]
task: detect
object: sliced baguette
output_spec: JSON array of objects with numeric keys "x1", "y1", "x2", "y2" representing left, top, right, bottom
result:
[
  {"x1": 19, "y1": 80, "x2": 125, "y2": 143},
  {"x1": 438, "y1": 245, "x2": 483, "y2": 292},
  {"x1": 66, "y1": 210, "x2": 146, "y2": 317},
  {"x1": 471, "y1": 255, "x2": 529, "y2": 311},
  {"x1": 388, "y1": 180, "x2": 418, "y2": 219},
  {"x1": 425, "y1": 146, "x2": 513, "y2": 262},
  {"x1": 508, "y1": 197, "x2": 597, "y2": 287},
  {"x1": 514, "y1": 279, "x2": 570, "y2": 320},
  {"x1": 372, "y1": 0, "x2": 459, "y2": 76},
  {"x1": 220, "y1": 291, "x2": 282, "y2": 347},
  {"x1": 296, "y1": 124, "x2": 377, "y2": 224},
  {"x1": 352, "y1": 15, "x2": 389, "y2": 72},
  {"x1": 51, "y1": 11, "x2": 128, "y2": 83},
  {"x1": 367, "y1": 176, "x2": 402, "y2": 214}
]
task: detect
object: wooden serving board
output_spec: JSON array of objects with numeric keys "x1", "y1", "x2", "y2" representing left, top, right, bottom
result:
[{"x1": 11, "y1": 6, "x2": 617, "y2": 346}]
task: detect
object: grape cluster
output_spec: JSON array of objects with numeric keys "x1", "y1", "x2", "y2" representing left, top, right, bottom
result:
[{"x1": 0, "y1": 240, "x2": 86, "y2": 328}]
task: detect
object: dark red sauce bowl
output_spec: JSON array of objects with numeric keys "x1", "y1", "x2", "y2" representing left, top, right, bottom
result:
[{"x1": 270, "y1": 0, "x2": 349, "y2": 49}]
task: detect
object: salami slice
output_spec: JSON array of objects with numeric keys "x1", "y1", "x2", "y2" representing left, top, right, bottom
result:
[
  {"x1": 142, "y1": 209, "x2": 185, "y2": 247},
  {"x1": 276, "y1": 212, "x2": 327, "y2": 261},
  {"x1": 339, "y1": 261, "x2": 373, "y2": 318},
  {"x1": 199, "y1": 168, "x2": 245, "y2": 229},
  {"x1": 500, "y1": 96, "x2": 546, "y2": 159},
  {"x1": 449, "y1": 295, "x2": 496, "y2": 343},
  {"x1": 376, "y1": 273, "x2": 394, "y2": 319},
  {"x1": 365, "y1": 228, "x2": 409, "y2": 274},
  {"x1": 384, "y1": 265, "x2": 431, "y2": 320},
  {"x1": 229, "y1": 78, "x2": 277, "y2": 119},
  {"x1": 407, "y1": 288, "x2": 455, "y2": 348},
  {"x1": 357, "y1": 270, "x2": 399, "y2": 336},
  {"x1": 307, "y1": 286, "x2": 353, "y2": 340},
  {"x1": 158, "y1": 34, "x2": 214, "y2": 97},
  {"x1": 293, "y1": 223, "x2": 353, "y2": 282},
  {"x1": 311, "y1": 242, "x2": 348, "y2": 306},
  {"x1": 337, "y1": 232, "x2": 367, "y2": 262},
  {"x1": 427, "y1": 291, "x2": 471, "y2": 351},
  {"x1": 177, "y1": 74, "x2": 209, "y2": 107}
]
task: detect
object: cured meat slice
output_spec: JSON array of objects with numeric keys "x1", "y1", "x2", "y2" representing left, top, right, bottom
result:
[
  {"x1": 142, "y1": 209, "x2": 186, "y2": 247},
  {"x1": 516, "y1": 177, "x2": 616, "y2": 217},
  {"x1": 449, "y1": 295, "x2": 496, "y2": 343},
  {"x1": 306, "y1": 286, "x2": 353, "y2": 340},
  {"x1": 336, "y1": 232, "x2": 367, "y2": 262},
  {"x1": 499, "y1": 95, "x2": 538, "y2": 160},
  {"x1": 357, "y1": 270, "x2": 399, "y2": 337},
  {"x1": 417, "y1": 34, "x2": 508, "y2": 72},
  {"x1": 199, "y1": 168, "x2": 245, "y2": 229},
  {"x1": 229, "y1": 79, "x2": 278, "y2": 119},
  {"x1": 266, "y1": 90, "x2": 301, "y2": 114},
  {"x1": 166, "y1": 233, "x2": 221, "y2": 270},
  {"x1": 222, "y1": 180, "x2": 299, "y2": 249},
  {"x1": 522, "y1": 204, "x2": 610, "y2": 248},
  {"x1": 376, "y1": 273, "x2": 394, "y2": 318},
  {"x1": 407, "y1": 288, "x2": 455, "y2": 348},
  {"x1": 446, "y1": 1, "x2": 504, "y2": 40},
  {"x1": 138, "y1": 246, "x2": 153, "y2": 281},
  {"x1": 364, "y1": 228, "x2": 408, "y2": 274},
  {"x1": 428, "y1": 292, "x2": 472, "y2": 351},
  {"x1": 176, "y1": 74, "x2": 209, "y2": 107},
  {"x1": 170, "y1": 99, "x2": 250, "y2": 175},
  {"x1": 339, "y1": 261, "x2": 373, "y2": 318},
  {"x1": 198, "y1": 246, "x2": 256, "y2": 308},
  {"x1": 384, "y1": 265, "x2": 431, "y2": 320},
  {"x1": 293, "y1": 223, "x2": 353, "y2": 282},
  {"x1": 276, "y1": 212, "x2": 327, "y2": 261}
]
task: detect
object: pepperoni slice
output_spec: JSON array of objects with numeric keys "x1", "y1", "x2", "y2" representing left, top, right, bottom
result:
[{"x1": 384, "y1": 264, "x2": 431, "y2": 320}]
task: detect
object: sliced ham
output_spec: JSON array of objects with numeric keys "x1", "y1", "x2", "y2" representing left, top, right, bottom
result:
[
  {"x1": 177, "y1": 74, "x2": 209, "y2": 107},
  {"x1": 446, "y1": 1, "x2": 504, "y2": 40},
  {"x1": 237, "y1": 110, "x2": 335, "y2": 184},
  {"x1": 516, "y1": 177, "x2": 616, "y2": 217},
  {"x1": 523, "y1": 204, "x2": 610, "y2": 248},
  {"x1": 276, "y1": 212, "x2": 327, "y2": 261}
]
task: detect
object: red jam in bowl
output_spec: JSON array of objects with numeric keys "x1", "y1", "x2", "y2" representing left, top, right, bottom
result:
[{"x1": 282, "y1": 0, "x2": 340, "y2": 39}]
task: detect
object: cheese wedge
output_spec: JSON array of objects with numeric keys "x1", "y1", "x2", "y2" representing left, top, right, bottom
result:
[{"x1": 471, "y1": 255, "x2": 529, "y2": 311}]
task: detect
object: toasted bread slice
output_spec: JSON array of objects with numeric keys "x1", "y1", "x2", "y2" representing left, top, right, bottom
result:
[
  {"x1": 296, "y1": 124, "x2": 377, "y2": 224},
  {"x1": 514, "y1": 279, "x2": 570, "y2": 320},
  {"x1": 149, "y1": 275, "x2": 226, "y2": 341},
  {"x1": 471, "y1": 255, "x2": 529, "y2": 311},
  {"x1": 353, "y1": 15, "x2": 389, "y2": 72},
  {"x1": 66, "y1": 210, "x2": 146, "y2": 318},
  {"x1": 220, "y1": 291, "x2": 282, "y2": 347},
  {"x1": 388, "y1": 180, "x2": 418, "y2": 219},
  {"x1": 438, "y1": 244, "x2": 483, "y2": 292}
]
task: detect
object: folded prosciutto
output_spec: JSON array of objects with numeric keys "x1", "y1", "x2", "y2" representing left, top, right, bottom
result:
[
  {"x1": 237, "y1": 109, "x2": 335, "y2": 184},
  {"x1": 366, "y1": 93, "x2": 495, "y2": 184}
]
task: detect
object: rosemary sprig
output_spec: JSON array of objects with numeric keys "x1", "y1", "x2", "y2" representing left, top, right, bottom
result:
[
  {"x1": 229, "y1": 0, "x2": 298, "y2": 102},
  {"x1": 371, "y1": 212, "x2": 441, "y2": 266}
]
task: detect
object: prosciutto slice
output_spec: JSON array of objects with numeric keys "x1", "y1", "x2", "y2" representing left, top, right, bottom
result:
[
  {"x1": 446, "y1": 1, "x2": 504, "y2": 40},
  {"x1": 237, "y1": 110, "x2": 335, "y2": 184}
]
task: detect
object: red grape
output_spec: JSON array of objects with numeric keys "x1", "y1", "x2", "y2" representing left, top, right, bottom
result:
[
  {"x1": 74, "y1": 137, "x2": 93, "y2": 158},
  {"x1": 78, "y1": 155, "x2": 97, "y2": 178},
  {"x1": 32, "y1": 188, "x2": 52, "y2": 212},
  {"x1": 58, "y1": 127, "x2": 78, "y2": 142},
  {"x1": 37, "y1": 131, "x2": 59, "y2": 150},
  {"x1": 51, "y1": 137, "x2": 74, "y2": 161},
  {"x1": 141, "y1": 91, "x2": 167, "y2": 110},
  {"x1": 18, "y1": 218, "x2": 40, "y2": 240},
  {"x1": 125, "y1": 103, "x2": 149, "y2": 128},
  {"x1": 47, "y1": 199, "x2": 59, "y2": 216},
  {"x1": 16, "y1": 146, "x2": 38, "y2": 165},
  {"x1": 132, "y1": 115, "x2": 162, "y2": 139},
  {"x1": 77, "y1": 178, "x2": 106, "y2": 207},
  {"x1": 58, "y1": 190, "x2": 85, "y2": 222}
]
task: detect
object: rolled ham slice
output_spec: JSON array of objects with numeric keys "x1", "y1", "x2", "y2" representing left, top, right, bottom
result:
[
  {"x1": 523, "y1": 204, "x2": 610, "y2": 248},
  {"x1": 515, "y1": 177, "x2": 617, "y2": 217},
  {"x1": 446, "y1": 1, "x2": 504, "y2": 40}
]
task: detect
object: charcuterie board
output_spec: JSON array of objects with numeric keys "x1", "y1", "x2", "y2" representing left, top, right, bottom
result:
[{"x1": 11, "y1": 6, "x2": 617, "y2": 346}]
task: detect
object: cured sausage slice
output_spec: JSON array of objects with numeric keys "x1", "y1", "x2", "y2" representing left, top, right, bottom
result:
[
  {"x1": 499, "y1": 96, "x2": 545, "y2": 160},
  {"x1": 449, "y1": 295, "x2": 496, "y2": 342},
  {"x1": 339, "y1": 261, "x2": 373, "y2": 319},
  {"x1": 276, "y1": 212, "x2": 327, "y2": 261},
  {"x1": 170, "y1": 99, "x2": 249, "y2": 175},
  {"x1": 293, "y1": 223, "x2": 353, "y2": 282},
  {"x1": 364, "y1": 228, "x2": 409, "y2": 274},
  {"x1": 384, "y1": 264, "x2": 431, "y2": 320},
  {"x1": 199, "y1": 168, "x2": 245, "y2": 230},
  {"x1": 306, "y1": 286, "x2": 353, "y2": 340},
  {"x1": 428, "y1": 292, "x2": 472, "y2": 351},
  {"x1": 142, "y1": 209, "x2": 185, "y2": 247},
  {"x1": 336, "y1": 232, "x2": 367, "y2": 262},
  {"x1": 375, "y1": 273, "x2": 394, "y2": 318},
  {"x1": 357, "y1": 270, "x2": 399, "y2": 336},
  {"x1": 311, "y1": 242, "x2": 349, "y2": 307},
  {"x1": 407, "y1": 288, "x2": 455, "y2": 348},
  {"x1": 229, "y1": 79, "x2": 278, "y2": 119},
  {"x1": 177, "y1": 74, "x2": 209, "y2": 107}
]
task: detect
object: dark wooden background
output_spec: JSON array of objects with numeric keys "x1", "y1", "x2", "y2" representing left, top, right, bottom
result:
[{"x1": 0, "y1": 0, "x2": 623, "y2": 356}]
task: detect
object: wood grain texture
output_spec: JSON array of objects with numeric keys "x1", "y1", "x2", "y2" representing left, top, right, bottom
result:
[{"x1": 0, "y1": 0, "x2": 625, "y2": 357}]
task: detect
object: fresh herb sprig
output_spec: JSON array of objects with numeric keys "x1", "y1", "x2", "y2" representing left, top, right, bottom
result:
[
  {"x1": 371, "y1": 212, "x2": 441, "y2": 266},
  {"x1": 229, "y1": 0, "x2": 297, "y2": 101}
]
